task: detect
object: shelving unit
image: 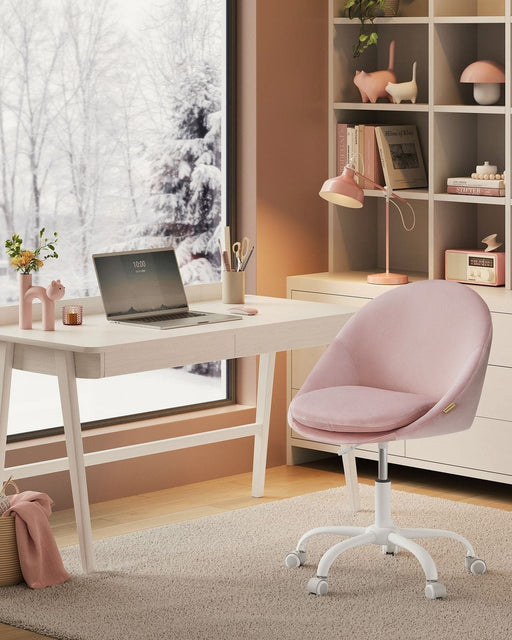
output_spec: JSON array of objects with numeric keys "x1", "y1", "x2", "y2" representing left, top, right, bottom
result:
[
  {"x1": 286, "y1": 0, "x2": 512, "y2": 486},
  {"x1": 329, "y1": 0, "x2": 510, "y2": 282}
]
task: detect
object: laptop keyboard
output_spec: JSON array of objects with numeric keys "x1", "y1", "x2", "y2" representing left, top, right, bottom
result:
[{"x1": 125, "y1": 311, "x2": 207, "y2": 323}]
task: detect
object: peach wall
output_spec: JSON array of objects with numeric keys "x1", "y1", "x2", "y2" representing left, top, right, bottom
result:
[
  {"x1": 4, "y1": 0, "x2": 328, "y2": 510},
  {"x1": 255, "y1": 0, "x2": 328, "y2": 298},
  {"x1": 251, "y1": 0, "x2": 329, "y2": 466}
]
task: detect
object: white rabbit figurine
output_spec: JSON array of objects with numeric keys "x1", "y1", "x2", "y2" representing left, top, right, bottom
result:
[{"x1": 385, "y1": 61, "x2": 417, "y2": 104}]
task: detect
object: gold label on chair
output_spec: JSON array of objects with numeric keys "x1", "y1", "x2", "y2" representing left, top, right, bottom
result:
[{"x1": 442, "y1": 402, "x2": 457, "y2": 414}]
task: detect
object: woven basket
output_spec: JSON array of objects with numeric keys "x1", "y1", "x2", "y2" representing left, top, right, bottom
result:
[{"x1": 0, "y1": 479, "x2": 23, "y2": 587}]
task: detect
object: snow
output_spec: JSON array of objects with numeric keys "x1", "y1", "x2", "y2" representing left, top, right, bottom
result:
[{"x1": 0, "y1": 0, "x2": 229, "y2": 437}]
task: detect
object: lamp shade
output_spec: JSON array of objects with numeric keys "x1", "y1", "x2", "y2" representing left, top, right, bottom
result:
[
  {"x1": 460, "y1": 60, "x2": 505, "y2": 84},
  {"x1": 319, "y1": 167, "x2": 364, "y2": 208},
  {"x1": 460, "y1": 60, "x2": 505, "y2": 105}
]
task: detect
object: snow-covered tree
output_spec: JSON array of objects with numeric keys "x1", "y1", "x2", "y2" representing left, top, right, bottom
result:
[
  {"x1": 146, "y1": 64, "x2": 222, "y2": 281},
  {"x1": 0, "y1": 0, "x2": 226, "y2": 299}
]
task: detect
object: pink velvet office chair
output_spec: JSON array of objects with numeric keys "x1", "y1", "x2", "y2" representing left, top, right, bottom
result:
[{"x1": 285, "y1": 280, "x2": 492, "y2": 599}]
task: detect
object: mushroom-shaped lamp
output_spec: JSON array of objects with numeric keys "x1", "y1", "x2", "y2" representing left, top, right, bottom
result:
[{"x1": 460, "y1": 60, "x2": 505, "y2": 105}]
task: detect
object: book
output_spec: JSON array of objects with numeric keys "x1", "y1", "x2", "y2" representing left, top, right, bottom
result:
[
  {"x1": 447, "y1": 176, "x2": 504, "y2": 189},
  {"x1": 375, "y1": 124, "x2": 427, "y2": 189},
  {"x1": 347, "y1": 126, "x2": 357, "y2": 179},
  {"x1": 447, "y1": 186, "x2": 505, "y2": 196},
  {"x1": 336, "y1": 123, "x2": 385, "y2": 189},
  {"x1": 336, "y1": 123, "x2": 348, "y2": 175},
  {"x1": 361, "y1": 124, "x2": 384, "y2": 189},
  {"x1": 354, "y1": 124, "x2": 363, "y2": 186}
]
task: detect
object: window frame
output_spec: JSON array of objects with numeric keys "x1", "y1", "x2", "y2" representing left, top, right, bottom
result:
[{"x1": 6, "y1": 0, "x2": 238, "y2": 445}]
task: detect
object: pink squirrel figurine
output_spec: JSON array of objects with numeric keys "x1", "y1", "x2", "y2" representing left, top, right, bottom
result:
[
  {"x1": 19, "y1": 278, "x2": 65, "y2": 331},
  {"x1": 353, "y1": 40, "x2": 396, "y2": 103}
]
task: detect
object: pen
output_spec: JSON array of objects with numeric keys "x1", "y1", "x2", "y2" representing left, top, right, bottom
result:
[{"x1": 240, "y1": 245, "x2": 254, "y2": 271}]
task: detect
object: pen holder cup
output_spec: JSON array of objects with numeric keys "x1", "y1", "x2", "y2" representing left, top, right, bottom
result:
[{"x1": 222, "y1": 271, "x2": 245, "y2": 304}]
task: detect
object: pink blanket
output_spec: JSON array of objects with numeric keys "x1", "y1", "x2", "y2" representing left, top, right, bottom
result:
[{"x1": 3, "y1": 491, "x2": 69, "y2": 589}]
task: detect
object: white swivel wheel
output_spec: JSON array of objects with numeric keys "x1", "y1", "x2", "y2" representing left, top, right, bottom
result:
[
  {"x1": 307, "y1": 577, "x2": 329, "y2": 596},
  {"x1": 424, "y1": 581, "x2": 447, "y2": 600},
  {"x1": 465, "y1": 556, "x2": 487, "y2": 575},
  {"x1": 382, "y1": 544, "x2": 399, "y2": 555},
  {"x1": 285, "y1": 550, "x2": 306, "y2": 568}
]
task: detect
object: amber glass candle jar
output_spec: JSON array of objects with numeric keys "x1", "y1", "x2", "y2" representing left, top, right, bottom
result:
[{"x1": 62, "y1": 305, "x2": 83, "y2": 326}]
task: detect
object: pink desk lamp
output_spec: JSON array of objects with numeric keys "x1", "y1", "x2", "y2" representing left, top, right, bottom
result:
[{"x1": 319, "y1": 165, "x2": 414, "y2": 285}]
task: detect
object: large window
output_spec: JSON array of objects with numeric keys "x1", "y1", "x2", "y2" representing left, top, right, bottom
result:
[{"x1": 1, "y1": 0, "x2": 235, "y2": 439}]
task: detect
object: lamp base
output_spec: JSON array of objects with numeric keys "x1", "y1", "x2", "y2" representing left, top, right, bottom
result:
[{"x1": 367, "y1": 272, "x2": 409, "y2": 285}]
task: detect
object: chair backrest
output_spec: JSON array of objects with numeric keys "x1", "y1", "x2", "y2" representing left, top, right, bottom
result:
[
  {"x1": 338, "y1": 280, "x2": 491, "y2": 398},
  {"x1": 296, "y1": 280, "x2": 492, "y2": 442}
]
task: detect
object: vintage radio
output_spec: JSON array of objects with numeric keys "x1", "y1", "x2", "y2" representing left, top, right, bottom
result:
[{"x1": 445, "y1": 249, "x2": 505, "y2": 286}]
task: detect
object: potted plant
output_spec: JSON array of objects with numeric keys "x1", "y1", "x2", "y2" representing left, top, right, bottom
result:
[{"x1": 344, "y1": 0, "x2": 399, "y2": 58}]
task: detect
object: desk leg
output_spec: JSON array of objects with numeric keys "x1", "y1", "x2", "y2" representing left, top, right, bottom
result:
[
  {"x1": 0, "y1": 342, "x2": 14, "y2": 478},
  {"x1": 251, "y1": 351, "x2": 276, "y2": 497},
  {"x1": 55, "y1": 351, "x2": 96, "y2": 573}
]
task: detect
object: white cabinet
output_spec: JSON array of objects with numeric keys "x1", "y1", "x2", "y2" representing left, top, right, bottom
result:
[
  {"x1": 287, "y1": 273, "x2": 512, "y2": 485},
  {"x1": 285, "y1": 1, "x2": 512, "y2": 483}
]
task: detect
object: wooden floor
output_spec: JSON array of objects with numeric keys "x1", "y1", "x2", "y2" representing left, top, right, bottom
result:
[{"x1": 2, "y1": 458, "x2": 511, "y2": 639}]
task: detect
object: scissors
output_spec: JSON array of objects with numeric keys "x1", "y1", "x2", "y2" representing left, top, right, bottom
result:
[{"x1": 232, "y1": 236, "x2": 251, "y2": 271}]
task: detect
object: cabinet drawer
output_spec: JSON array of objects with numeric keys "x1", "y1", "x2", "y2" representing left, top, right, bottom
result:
[
  {"x1": 291, "y1": 290, "x2": 370, "y2": 308},
  {"x1": 477, "y1": 365, "x2": 512, "y2": 422},
  {"x1": 489, "y1": 312, "x2": 512, "y2": 367},
  {"x1": 405, "y1": 417, "x2": 512, "y2": 477}
]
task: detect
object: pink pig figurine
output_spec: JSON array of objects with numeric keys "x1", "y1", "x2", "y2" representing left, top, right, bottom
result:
[{"x1": 353, "y1": 41, "x2": 396, "y2": 104}]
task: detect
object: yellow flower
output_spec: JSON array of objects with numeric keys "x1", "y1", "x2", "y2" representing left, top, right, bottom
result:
[
  {"x1": 9, "y1": 250, "x2": 40, "y2": 271},
  {"x1": 5, "y1": 228, "x2": 58, "y2": 273}
]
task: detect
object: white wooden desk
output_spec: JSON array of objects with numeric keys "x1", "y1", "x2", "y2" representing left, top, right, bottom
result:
[{"x1": 0, "y1": 293, "x2": 356, "y2": 573}]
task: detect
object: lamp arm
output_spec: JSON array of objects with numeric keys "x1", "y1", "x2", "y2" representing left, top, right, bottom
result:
[{"x1": 348, "y1": 165, "x2": 408, "y2": 204}]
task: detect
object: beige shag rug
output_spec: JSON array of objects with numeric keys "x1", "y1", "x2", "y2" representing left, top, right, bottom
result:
[{"x1": 0, "y1": 484, "x2": 511, "y2": 640}]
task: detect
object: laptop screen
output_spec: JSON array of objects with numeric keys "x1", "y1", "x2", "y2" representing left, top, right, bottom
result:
[{"x1": 93, "y1": 248, "x2": 188, "y2": 319}]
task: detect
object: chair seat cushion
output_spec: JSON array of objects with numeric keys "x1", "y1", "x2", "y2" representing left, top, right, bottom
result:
[{"x1": 290, "y1": 386, "x2": 436, "y2": 433}]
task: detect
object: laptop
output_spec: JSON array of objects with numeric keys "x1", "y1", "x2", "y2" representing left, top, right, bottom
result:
[{"x1": 92, "y1": 248, "x2": 241, "y2": 329}]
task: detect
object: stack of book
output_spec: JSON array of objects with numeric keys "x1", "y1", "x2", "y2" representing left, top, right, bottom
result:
[
  {"x1": 336, "y1": 123, "x2": 384, "y2": 189},
  {"x1": 446, "y1": 177, "x2": 505, "y2": 197},
  {"x1": 336, "y1": 123, "x2": 427, "y2": 191}
]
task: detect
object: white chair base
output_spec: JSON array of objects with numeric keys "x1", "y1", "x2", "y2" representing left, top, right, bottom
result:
[{"x1": 285, "y1": 478, "x2": 487, "y2": 599}]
